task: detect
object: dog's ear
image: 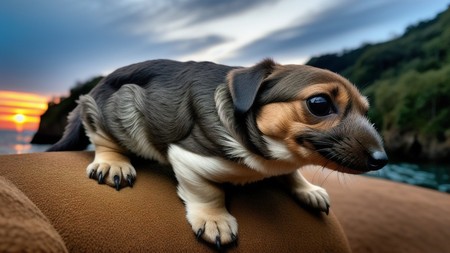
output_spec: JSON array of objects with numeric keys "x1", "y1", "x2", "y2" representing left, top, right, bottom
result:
[{"x1": 227, "y1": 59, "x2": 276, "y2": 114}]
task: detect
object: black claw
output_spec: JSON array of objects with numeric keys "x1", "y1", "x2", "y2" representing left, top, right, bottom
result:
[
  {"x1": 89, "y1": 170, "x2": 95, "y2": 179},
  {"x1": 325, "y1": 205, "x2": 330, "y2": 215},
  {"x1": 231, "y1": 233, "x2": 238, "y2": 246},
  {"x1": 215, "y1": 236, "x2": 221, "y2": 250},
  {"x1": 127, "y1": 175, "x2": 133, "y2": 187},
  {"x1": 98, "y1": 172, "x2": 104, "y2": 184},
  {"x1": 196, "y1": 228, "x2": 204, "y2": 240},
  {"x1": 114, "y1": 175, "x2": 120, "y2": 191}
]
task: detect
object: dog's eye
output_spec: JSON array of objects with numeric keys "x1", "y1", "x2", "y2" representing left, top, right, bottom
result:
[{"x1": 306, "y1": 95, "x2": 335, "y2": 116}]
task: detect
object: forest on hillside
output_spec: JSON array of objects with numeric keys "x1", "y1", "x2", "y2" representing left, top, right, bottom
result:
[
  {"x1": 33, "y1": 5, "x2": 450, "y2": 162},
  {"x1": 307, "y1": 5, "x2": 450, "y2": 162}
]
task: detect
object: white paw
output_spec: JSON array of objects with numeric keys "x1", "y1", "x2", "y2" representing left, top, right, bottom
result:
[
  {"x1": 186, "y1": 204, "x2": 238, "y2": 248},
  {"x1": 293, "y1": 185, "x2": 330, "y2": 214},
  {"x1": 86, "y1": 161, "x2": 136, "y2": 190}
]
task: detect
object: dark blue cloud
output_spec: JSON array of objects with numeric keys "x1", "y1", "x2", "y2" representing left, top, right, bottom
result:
[
  {"x1": 177, "y1": 0, "x2": 280, "y2": 24},
  {"x1": 0, "y1": 0, "x2": 230, "y2": 94}
]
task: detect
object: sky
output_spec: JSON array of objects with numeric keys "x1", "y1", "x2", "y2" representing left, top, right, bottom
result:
[{"x1": 0, "y1": 0, "x2": 449, "y2": 97}]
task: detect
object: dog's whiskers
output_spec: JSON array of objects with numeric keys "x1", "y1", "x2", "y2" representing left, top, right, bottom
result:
[{"x1": 320, "y1": 169, "x2": 336, "y2": 187}]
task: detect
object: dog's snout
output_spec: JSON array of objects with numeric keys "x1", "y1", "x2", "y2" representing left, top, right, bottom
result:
[{"x1": 367, "y1": 151, "x2": 388, "y2": 170}]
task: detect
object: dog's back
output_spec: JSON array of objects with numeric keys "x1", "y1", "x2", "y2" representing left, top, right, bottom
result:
[{"x1": 49, "y1": 60, "x2": 237, "y2": 156}]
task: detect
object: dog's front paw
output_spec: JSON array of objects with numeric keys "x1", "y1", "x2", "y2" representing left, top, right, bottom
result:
[
  {"x1": 186, "y1": 204, "x2": 238, "y2": 249},
  {"x1": 293, "y1": 184, "x2": 330, "y2": 214},
  {"x1": 86, "y1": 161, "x2": 136, "y2": 191}
]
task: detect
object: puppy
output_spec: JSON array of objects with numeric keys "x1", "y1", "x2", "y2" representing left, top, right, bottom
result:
[{"x1": 48, "y1": 59, "x2": 388, "y2": 248}]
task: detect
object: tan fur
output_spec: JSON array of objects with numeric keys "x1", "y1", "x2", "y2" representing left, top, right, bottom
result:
[{"x1": 85, "y1": 131, "x2": 136, "y2": 187}]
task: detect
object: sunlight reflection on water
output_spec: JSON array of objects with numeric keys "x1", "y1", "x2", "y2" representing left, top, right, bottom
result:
[
  {"x1": 13, "y1": 132, "x2": 34, "y2": 153},
  {"x1": 13, "y1": 143, "x2": 33, "y2": 154},
  {"x1": 0, "y1": 130, "x2": 50, "y2": 154}
]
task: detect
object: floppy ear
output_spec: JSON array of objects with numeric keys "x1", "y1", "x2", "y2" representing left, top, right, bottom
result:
[{"x1": 227, "y1": 59, "x2": 276, "y2": 114}]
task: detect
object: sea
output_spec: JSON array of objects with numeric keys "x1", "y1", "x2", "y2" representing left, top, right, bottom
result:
[
  {"x1": 0, "y1": 130, "x2": 449, "y2": 193},
  {"x1": 0, "y1": 130, "x2": 51, "y2": 154}
]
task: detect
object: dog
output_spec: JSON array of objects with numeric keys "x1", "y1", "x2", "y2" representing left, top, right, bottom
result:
[{"x1": 48, "y1": 59, "x2": 388, "y2": 248}]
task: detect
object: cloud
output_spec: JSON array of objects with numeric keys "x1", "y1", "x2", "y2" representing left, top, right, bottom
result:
[
  {"x1": 226, "y1": 0, "x2": 448, "y2": 64},
  {"x1": 163, "y1": 35, "x2": 229, "y2": 54},
  {"x1": 174, "y1": 0, "x2": 280, "y2": 25},
  {"x1": 88, "y1": 0, "x2": 279, "y2": 41}
]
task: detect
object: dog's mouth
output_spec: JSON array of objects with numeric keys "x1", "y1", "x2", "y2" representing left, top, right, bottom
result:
[
  {"x1": 329, "y1": 165, "x2": 366, "y2": 175},
  {"x1": 295, "y1": 132, "x2": 388, "y2": 174}
]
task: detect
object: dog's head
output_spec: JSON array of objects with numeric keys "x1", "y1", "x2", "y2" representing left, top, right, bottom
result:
[{"x1": 226, "y1": 59, "x2": 387, "y2": 173}]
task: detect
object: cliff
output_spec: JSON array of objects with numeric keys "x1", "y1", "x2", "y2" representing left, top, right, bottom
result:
[{"x1": 31, "y1": 76, "x2": 102, "y2": 144}]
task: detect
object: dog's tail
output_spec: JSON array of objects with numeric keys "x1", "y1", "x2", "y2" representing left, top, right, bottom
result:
[{"x1": 47, "y1": 105, "x2": 90, "y2": 151}]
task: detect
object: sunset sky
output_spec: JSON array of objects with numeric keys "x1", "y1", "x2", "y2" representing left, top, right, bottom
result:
[
  {"x1": 0, "y1": 90, "x2": 48, "y2": 131},
  {"x1": 0, "y1": 0, "x2": 449, "y2": 132}
]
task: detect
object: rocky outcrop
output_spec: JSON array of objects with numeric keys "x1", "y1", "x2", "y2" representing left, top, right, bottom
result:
[
  {"x1": 383, "y1": 129, "x2": 450, "y2": 163},
  {"x1": 31, "y1": 76, "x2": 102, "y2": 144},
  {"x1": 31, "y1": 99, "x2": 75, "y2": 144}
]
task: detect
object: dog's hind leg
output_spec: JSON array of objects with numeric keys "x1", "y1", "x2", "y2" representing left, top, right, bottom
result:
[
  {"x1": 78, "y1": 95, "x2": 136, "y2": 191},
  {"x1": 285, "y1": 170, "x2": 330, "y2": 214}
]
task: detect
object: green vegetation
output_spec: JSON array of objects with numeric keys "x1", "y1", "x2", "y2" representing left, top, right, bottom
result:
[
  {"x1": 307, "y1": 6, "x2": 450, "y2": 161},
  {"x1": 366, "y1": 67, "x2": 450, "y2": 138}
]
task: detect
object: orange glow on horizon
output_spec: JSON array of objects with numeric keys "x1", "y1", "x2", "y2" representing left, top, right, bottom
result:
[
  {"x1": 0, "y1": 114, "x2": 40, "y2": 123},
  {"x1": 0, "y1": 107, "x2": 45, "y2": 117},
  {"x1": 0, "y1": 90, "x2": 49, "y2": 132}
]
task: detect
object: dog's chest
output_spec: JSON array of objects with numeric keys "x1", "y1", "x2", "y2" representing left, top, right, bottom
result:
[{"x1": 168, "y1": 144, "x2": 299, "y2": 184}]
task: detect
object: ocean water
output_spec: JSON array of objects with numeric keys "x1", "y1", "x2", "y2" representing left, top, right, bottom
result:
[
  {"x1": 0, "y1": 130, "x2": 51, "y2": 154},
  {"x1": 0, "y1": 130, "x2": 449, "y2": 193},
  {"x1": 366, "y1": 163, "x2": 450, "y2": 193}
]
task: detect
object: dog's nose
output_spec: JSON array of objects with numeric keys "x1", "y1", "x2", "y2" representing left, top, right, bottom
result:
[{"x1": 367, "y1": 151, "x2": 388, "y2": 170}]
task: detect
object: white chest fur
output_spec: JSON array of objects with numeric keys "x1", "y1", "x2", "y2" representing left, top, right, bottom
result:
[{"x1": 168, "y1": 136, "x2": 300, "y2": 185}]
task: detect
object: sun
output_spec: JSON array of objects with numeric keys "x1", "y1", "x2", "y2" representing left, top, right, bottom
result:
[
  {"x1": 0, "y1": 90, "x2": 48, "y2": 131},
  {"x1": 13, "y1": 113, "x2": 26, "y2": 124}
]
